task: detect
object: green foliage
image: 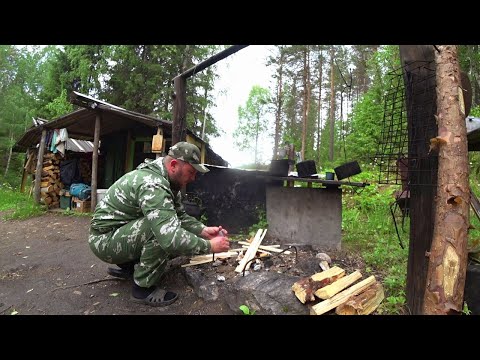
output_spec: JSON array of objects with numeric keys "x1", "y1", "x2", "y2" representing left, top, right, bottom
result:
[
  {"x1": 234, "y1": 85, "x2": 272, "y2": 165},
  {"x1": 342, "y1": 171, "x2": 408, "y2": 315},
  {"x1": 0, "y1": 184, "x2": 46, "y2": 219},
  {"x1": 344, "y1": 90, "x2": 384, "y2": 161},
  {"x1": 239, "y1": 304, "x2": 256, "y2": 315},
  {"x1": 382, "y1": 294, "x2": 407, "y2": 315},
  {"x1": 468, "y1": 176, "x2": 480, "y2": 256},
  {"x1": 45, "y1": 89, "x2": 73, "y2": 118},
  {"x1": 470, "y1": 105, "x2": 480, "y2": 117},
  {"x1": 463, "y1": 302, "x2": 472, "y2": 315},
  {"x1": 248, "y1": 207, "x2": 268, "y2": 238}
]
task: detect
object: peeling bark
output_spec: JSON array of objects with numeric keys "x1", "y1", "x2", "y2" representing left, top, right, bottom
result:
[{"x1": 423, "y1": 45, "x2": 469, "y2": 315}]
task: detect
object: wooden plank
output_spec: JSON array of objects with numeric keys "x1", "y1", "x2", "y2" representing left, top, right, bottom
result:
[
  {"x1": 181, "y1": 251, "x2": 239, "y2": 267},
  {"x1": 189, "y1": 251, "x2": 239, "y2": 262},
  {"x1": 238, "y1": 241, "x2": 290, "y2": 254},
  {"x1": 91, "y1": 113, "x2": 101, "y2": 212},
  {"x1": 241, "y1": 246, "x2": 272, "y2": 256},
  {"x1": 181, "y1": 259, "x2": 213, "y2": 267},
  {"x1": 34, "y1": 130, "x2": 47, "y2": 203},
  {"x1": 235, "y1": 229, "x2": 266, "y2": 273},
  {"x1": 310, "y1": 275, "x2": 376, "y2": 315},
  {"x1": 314, "y1": 270, "x2": 362, "y2": 300}
]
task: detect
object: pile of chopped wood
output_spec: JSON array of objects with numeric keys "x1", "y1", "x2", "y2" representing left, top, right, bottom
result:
[
  {"x1": 291, "y1": 266, "x2": 384, "y2": 315},
  {"x1": 26, "y1": 152, "x2": 64, "y2": 209}
]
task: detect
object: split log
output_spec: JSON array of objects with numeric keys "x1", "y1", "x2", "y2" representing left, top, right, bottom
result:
[
  {"x1": 336, "y1": 281, "x2": 385, "y2": 315},
  {"x1": 291, "y1": 266, "x2": 345, "y2": 304},
  {"x1": 43, "y1": 165, "x2": 54, "y2": 171},
  {"x1": 310, "y1": 275, "x2": 376, "y2": 315},
  {"x1": 314, "y1": 270, "x2": 363, "y2": 300},
  {"x1": 41, "y1": 185, "x2": 53, "y2": 193}
]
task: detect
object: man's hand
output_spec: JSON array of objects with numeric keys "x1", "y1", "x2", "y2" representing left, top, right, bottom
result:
[
  {"x1": 209, "y1": 236, "x2": 230, "y2": 253},
  {"x1": 201, "y1": 226, "x2": 228, "y2": 240}
]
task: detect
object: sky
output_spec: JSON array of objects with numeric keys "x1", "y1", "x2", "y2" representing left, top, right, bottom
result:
[{"x1": 208, "y1": 45, "x2": 276, "y2": 168}]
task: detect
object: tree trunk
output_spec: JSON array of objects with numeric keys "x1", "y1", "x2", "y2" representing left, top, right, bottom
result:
[
  {"x1": 273, "y1": 46, "x2": 284, "y2": 160},
  {"x1": 301, "y1": 46, "x2": 311, "y2": 161},
  {"x1": 423, "y1": 45, "x2": 469, "y2": 315},
  {"x1": 329, "y1": 46, "x2": 335, "y2": 162},
  {"x1": 4, "y1": 131, "x2": 13, "y2": 177},
  {"x1": 316, "y1": 51, "x2": 323, "y2": 165},
  {"x1": 255, "y1": 115, "x2": 259, "y2": 165}
]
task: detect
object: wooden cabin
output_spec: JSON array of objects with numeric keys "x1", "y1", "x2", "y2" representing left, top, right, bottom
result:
[{"x1": 13, "y1": 92, "x2": 227, "y2": 211}]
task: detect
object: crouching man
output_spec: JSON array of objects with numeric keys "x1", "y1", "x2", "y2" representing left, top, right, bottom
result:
[{"x1": 88, "y1": 142, "x2": 229, "y2": 307}]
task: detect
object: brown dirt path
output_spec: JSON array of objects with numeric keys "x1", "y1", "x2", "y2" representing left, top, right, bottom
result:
[{"x1": 0, "y1": 212, "x2": 234, "y2": 315}]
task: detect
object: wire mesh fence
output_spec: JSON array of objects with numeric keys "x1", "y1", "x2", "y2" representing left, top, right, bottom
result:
[{"x1": 375, "y1": 60, "x2": 438, "y2": 188}]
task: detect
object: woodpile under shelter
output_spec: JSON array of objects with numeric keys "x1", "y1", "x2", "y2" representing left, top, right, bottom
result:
[{"x1": 13, "y1": 92, "x2": 227, "y2": 212}]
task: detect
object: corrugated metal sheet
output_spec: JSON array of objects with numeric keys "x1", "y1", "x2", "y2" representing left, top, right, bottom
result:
[{"x1": 66, "y1": 138, "x2": 94, "y2": 153}]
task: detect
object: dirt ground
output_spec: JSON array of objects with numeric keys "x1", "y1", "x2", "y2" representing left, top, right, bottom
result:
[
  {"x1": 0, "y1": 211, "x2": 375, "y2": 316},
  {"x1": 0, "y1": 211, "x2": 238, "y2": 315}
]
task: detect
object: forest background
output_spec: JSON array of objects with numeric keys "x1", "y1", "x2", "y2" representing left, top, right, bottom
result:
[{"x1": 2, "y1": 45, "x2": 480, "y2": 314}]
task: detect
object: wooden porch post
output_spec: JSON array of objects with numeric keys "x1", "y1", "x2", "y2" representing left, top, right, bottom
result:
[
  {"x1": 171, "y1": 46, "x2": 248, "y2": 146},
  {"x1": 33, "y1": 129, "x2": 47, "y2": 204},
  {"x1": 172, "y1": 76, "x2": 187, "y2": 145},
  {"x1": 91, "y1": 112, "x2": 101, "y2": 212},
  {"x1": 20, "y1": 151, "x2": 29, "y2": 193}
]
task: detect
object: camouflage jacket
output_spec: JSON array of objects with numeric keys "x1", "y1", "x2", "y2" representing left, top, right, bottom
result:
[{"x1": 90, "y1": 157, "x2": 210, "y2": 256}]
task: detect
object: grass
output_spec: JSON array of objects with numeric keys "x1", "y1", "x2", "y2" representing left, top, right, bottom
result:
[
  {"x1": 0, "y1": 184, "x2": 92, "y2": 219},
  {"x1": 341, "y1": 170, "x2": 409, "y2": 315},
  {"x1": 0, "y1": 184, "x2": 46, "y2": 219}
]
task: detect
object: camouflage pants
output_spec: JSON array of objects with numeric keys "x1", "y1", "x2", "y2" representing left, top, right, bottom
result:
[{"x1": 89, "y1": 218, "x2": 170, "y2": 288}]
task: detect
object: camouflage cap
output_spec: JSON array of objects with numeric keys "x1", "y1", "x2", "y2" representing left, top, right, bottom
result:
[{"x1": 168, "y1": 141, "x2": 209, "y2": 173}]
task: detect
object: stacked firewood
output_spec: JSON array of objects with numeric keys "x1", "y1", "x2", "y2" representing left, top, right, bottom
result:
[
  {"x1": 37, "y1": 152, "x2": 64, "y2": 208},
  {"x1": 291, "y1": 266, "x2": 385, "y2": 315},
  {"x1": 78, "y1": 158, "x2": 92, "y2": 184}
]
